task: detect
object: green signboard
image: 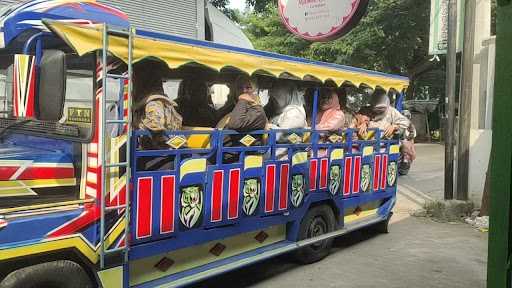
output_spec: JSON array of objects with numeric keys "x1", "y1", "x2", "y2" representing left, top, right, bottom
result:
[{"x1": 429, "y1": 0, "x2": 465, "y2": 55}]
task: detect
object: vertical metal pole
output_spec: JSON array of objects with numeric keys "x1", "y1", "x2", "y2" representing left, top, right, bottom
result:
[
  {"x1": 99, "y1": 23, "x2": 108, "y2": 269},
  {"x1": 311, "y1": 88, "x2": 319, "y2": 157},
  {"x1": 124, "y1": 27, "x2": 133, "y2": 263},
  {"x1": 456, "y1": 0, "x2": 476, "y2": 200},
  {"x1": 444, "y1": 0, "x2": 458, "y2": 200},
  {"x1": 488, "y1": 1, "x2": 512, "y2": 286}
]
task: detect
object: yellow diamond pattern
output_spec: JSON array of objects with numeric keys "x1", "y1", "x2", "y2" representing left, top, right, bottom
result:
[
  {"x1": 287, "y1": 133, "x2": 302, "y2": 144},
  {"x1": 328, "y1": 134, "x2": 344, "y2": 143},
  {"x1": 240, "y1": 135, "x2": 256, "y2": 147},
  {"x1": 167, "y1": 136, "x2": 187, "y2": 149}
]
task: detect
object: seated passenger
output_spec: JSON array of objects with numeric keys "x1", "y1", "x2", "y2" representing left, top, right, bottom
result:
[
  {"x1": 133, "y1": 60, "x2": 183, "y2": 150},
  {"x1": 368, "y1": 89, "x2": 410, "y2": 138},
  {"x1": 350, "y1": 106, "x2": 372, "y2": 139},
  {"x1": 316, "y1": 88, "x2": 345, "y2": 131},
  {"x1": 175, "y1": 80, "x2": 219, "y2": 127},
  {"x1": 222, "y1": 75, "x2": 267, "y2": 132},
  {"x1": 265, "y1": 80, "x2": 307, "y2": 159},
  {"x1": 266, "y1": 80, "x2": 307, "y2": 131}
]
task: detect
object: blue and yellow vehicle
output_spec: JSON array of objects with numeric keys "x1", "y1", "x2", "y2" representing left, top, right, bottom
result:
[{"x1": 0, "y1": 1, "x2": 409, "y2": 287}]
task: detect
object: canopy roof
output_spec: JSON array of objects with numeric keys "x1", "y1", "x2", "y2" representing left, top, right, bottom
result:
[{"x1": 45, "y1": 21, "x2": 409, "y2": 92}]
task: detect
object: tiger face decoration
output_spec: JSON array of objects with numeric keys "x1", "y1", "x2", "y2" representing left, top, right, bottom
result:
[
  {"x1": 243, "y1": 178, "x2": 260, "y2": 216},
  {"x1": 179, "y1": 186, "x2": 203, "y2": 229},
  {"x1": 329, "y1": 165, "x2": 341, "y2": 195}
]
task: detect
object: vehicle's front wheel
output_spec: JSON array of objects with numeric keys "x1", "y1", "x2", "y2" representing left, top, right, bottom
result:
[
  {"x1": 294, "y1": 205, "x2": 336, "y2": 264},
  {"x1": 0, "y1": 260, "x2": 93, "y2": 288}
]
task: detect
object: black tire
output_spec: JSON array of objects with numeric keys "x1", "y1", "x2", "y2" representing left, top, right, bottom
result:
[
  {"x1": 0, "y1": 260, "x2": 93, "y2": 288},
  {"x1": 294, "y1": 205, "x2": 336, "y2": 264},
  {"x1": 398, "y1": 161, "x2": 410, "y2": 176}
]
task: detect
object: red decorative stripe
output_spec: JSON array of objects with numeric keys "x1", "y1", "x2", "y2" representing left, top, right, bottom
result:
[
  {"x1": 352, "y1": 156, "x2": 361, "y2": 194},
  {"x1": 136, "y1": 177, "x2": 153, "y2": 239},
  {"x1": 0, "y1": 167, "x2": 19, "y2": 180},
  {"x1": 228, "y1": 169, "x2": 241, "y2": 220},
  {"x1": 18, "y1": 167, "x2": 74, "y2": 180},
  {"x1": 160, "y1": 175, "x2": 175, "y2": 234},
  {"x1": 279, "y1": 164, "x2": 290, "y2": 211},
  {"x1": 343, "y1": 157, "x2": 352, "y2": 196},
  {"x1": 381, "y1": 155, "x2": 389, "y2": 190},
  {"x1": 373, "y1": 155, "x2": 381, "y2": 191},
  {"x1": 309, "y1": 159, "x2": 318, "y2": 191},
  {"x1": 265, "y1": 165, "x2": 276, "y2": 213},
  {"x1": 211, "y1": 170, "x2": 224, "y2": 222},
  {"x1": 319, "y1": 158, "x2": 329, "y2": 189}
]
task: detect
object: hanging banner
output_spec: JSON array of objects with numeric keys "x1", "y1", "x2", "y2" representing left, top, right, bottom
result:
[
  {"x1": 278, "y1": 0, "x2": 369, "y2": 42},
  {"x1": 429, "y1": 0, "x2": 465, "y2": 55}
]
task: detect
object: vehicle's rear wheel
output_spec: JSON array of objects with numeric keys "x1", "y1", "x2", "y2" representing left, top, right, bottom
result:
[
  {"x1": 294, "y1": 205, "x2": 336, "y2": 264},
  {"x1": 0, "y1": 260, "x2": 93, "y2": 288}
]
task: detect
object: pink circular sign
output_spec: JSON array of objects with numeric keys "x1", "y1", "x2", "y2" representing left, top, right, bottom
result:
[{"x1": 278, "y1": 0, "x2": 369, "y2": 42}]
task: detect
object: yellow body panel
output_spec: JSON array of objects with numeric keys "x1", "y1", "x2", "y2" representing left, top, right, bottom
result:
[
  {"x1": 363, "y1": 146, "x2": 374, "y2": 157},
  {"x1": 330, "y1": 149, "x2": 344, "y2": 160},
  {"x1": 129, "y1": 225, "x2": 286, "y2": 286},
  {"x1": 98, "y1": 266, "x2": 124, "y2": 288},
  {"x1": 244, "y1": 155, "x2": 263, "y2": 170},
  {"x1": 390, "y1": 145, "x2": 400, "y2": 154},
  {"x1": 292, "y1": 152, "x2": 308, "y2": 166},
  {"x1": 180, "y1": 158, "x2": 207, "y2": 180}
]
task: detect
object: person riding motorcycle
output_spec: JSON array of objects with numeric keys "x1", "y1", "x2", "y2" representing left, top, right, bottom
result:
[{"x1": 399, "y1": 110, "x2": 416, "y2": 175}]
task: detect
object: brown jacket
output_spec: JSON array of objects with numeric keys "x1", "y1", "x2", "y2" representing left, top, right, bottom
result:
[{"x1": 225, "y1": 99, "x2": 267, "y2": 132}]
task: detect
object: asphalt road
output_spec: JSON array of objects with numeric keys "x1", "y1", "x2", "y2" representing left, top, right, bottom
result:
[{"x1": 191, "y1": 144, "x2": 488, "y2": 288}]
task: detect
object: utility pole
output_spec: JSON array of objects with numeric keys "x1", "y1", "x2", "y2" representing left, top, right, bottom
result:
[
  {"x1": 456, "y1": 0, "x2": 475, "y2": 200},
  {"x1": 444, "y1": 0, "x2": 457, "y2": 200}
]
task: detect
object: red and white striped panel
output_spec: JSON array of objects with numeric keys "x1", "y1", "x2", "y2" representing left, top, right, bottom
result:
[
  {"x1": 309, "y1": 159, "x2": 318, "y2": 191},
  {"x1": 160, "y1": 175, "x2": 175, "y2": 234},
  {"x1": 380, "y1": 154, "x2": 389, "y2": 190},
  {"x1": 136, "y1": 177, "x2": 153, "y2": 239},
  {"x1": 265, "y1": 165, "x2": 276, "y2": 213},
  {"x1": 319, "y1": 158, "x2": 329, "y2": 190},
  {"x1": 228, "y1": 169, "x2": 241, "y2": 220},
  {"x1": 343, "y1": 157, "x2": 353, "y2": 196},
  {"x1": 211, "y1": 170, "x2": 224, "y2": 222},
  {"x1": 278, "y1": 164, "x2": 290, "y2": 211},
  {"x1": 373, "y1": 155, "x2": 382, "y2": 191},
  {"x1": 13, "y1": 54, "x2": 36, "y2": 118},
  {"x1": 352, "y1": 156, "x2": 361, "y2": 194}
]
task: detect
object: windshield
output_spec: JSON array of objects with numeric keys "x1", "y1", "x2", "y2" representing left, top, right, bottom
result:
[{"x1": 0, "y1": 55, "x2": 12, "y2": 118}]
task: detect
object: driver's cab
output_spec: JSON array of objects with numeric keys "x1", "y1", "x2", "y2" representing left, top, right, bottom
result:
[{"x1": 0, "y1": 1, "x2": 129, "y2": 210}]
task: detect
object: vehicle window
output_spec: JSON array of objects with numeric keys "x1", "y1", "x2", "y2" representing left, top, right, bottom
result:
[{"x1": 59, "y1": 53, "x2": 94, "y2": 138}]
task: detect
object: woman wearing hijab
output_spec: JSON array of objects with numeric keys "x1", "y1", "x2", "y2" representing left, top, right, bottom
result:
[{"x1": 316, "y1": 88, "x2": 345, "y2": 131}]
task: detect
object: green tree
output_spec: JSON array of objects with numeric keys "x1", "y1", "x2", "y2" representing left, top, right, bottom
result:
[{"x1": 240, "y1": 0, "x2": 442, "y2": 99}]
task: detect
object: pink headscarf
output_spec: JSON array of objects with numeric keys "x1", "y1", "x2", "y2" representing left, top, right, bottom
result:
[{"x1": 316, "y1": 94, "x2": 345, "y2": 131}]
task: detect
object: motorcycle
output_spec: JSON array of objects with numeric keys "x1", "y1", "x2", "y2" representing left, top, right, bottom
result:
[{"x1": 398, "y1": 110, "x2": 416, "y2": 176}]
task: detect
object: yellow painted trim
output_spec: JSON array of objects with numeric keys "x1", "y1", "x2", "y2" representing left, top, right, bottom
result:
[
  {"x1": 390, "y1": 145, "x2": 400, "y2": 154},
  {"x1": 330, "y1": 149, "x2": 344, "y2": 161},
  {"x1": 180, "y1": 158, "x2": 207, "y2": 180},
  {"x1": 183, "y1": 127, "x2": 213, "y2": 149},
  {"x1": 98, "y1": 266, "x2": 124, "y2": 288},
  {"x1": 0, "y1": 199, "x2": 95, "y2": 214},
  {"x1": 45, "y1": 21, "x2": 409, "y2": 92},
  {"x1": 363, "y1": 146, "x2": 374, "y2": 157},
  {"x1": 130, "y1": 225, "x2": 286, "y2": 286},
  {"x1": 0, "y1": 236, "x2": 98, "y2": 263},
  {"x1": 292, "y1": 152, "x2": 308, "y2": 166},
  {"x1": 244, "y1": 155, "x2": 263, "y2": 170},
  {"x1": 344, "y1": 208, "x2": 378, "y2": 224}
]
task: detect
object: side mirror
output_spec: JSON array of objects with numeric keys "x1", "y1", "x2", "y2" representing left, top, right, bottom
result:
[{"x1": 37, "y1": 50, "x2": 66, "y2": 121}]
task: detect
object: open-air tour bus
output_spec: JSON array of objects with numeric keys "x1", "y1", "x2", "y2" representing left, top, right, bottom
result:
[{"x1": 0, "y1": 1, "x2": 409, "y2": 287}]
